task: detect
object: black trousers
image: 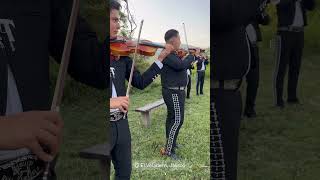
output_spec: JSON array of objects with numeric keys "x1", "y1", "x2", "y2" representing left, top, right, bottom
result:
[
  {"x1": 245, "y1": 44, "x2": 260, "y2": 111},
  {"x1": 196, "y1": 71, "x2": 205, "y2": 95},
  {"x1": 274, "y1": 31, "x2": 304, "y2": 105},
  {"x1": 111, "y1": 119, "x2": 132, "y2": 180},
  {"x1": 186, "y1": 75, "x2": 192, "y2": 98},
  {"x1": 162, "y1": 88, "x2": 185, "y2": 155},
  {"x1": 211, "y1": 88, "x2": 242, "y2": 180}
]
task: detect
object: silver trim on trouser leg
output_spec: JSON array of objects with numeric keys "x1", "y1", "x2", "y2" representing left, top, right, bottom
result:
[
  {"x1": 211, "y1": 102, "x2": 226, "y2": 180},
  {"x1": 273, "y1": 35, "x2": 282, "y2": 105},
  {"x1": 166, "y1": 94, "x2": 181, "y2": 155},
  {"x1": 244, "y1": 31, "x2": 252, "y2": 77}
]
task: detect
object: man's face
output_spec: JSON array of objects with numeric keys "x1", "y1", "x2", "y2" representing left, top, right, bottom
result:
[
  {"x1": 169, "y1": 34, "x2": 181, "y2": 50},
  {"x1": 110, "y1": 9, "x2": 120, "y2": 39}
]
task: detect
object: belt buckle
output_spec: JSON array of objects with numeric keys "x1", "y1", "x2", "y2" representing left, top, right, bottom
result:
[
  {"x1": 0, "y1": 154, "x2": 45, "y2": 179},
  {"x1": 110, "y1": 110, "x2": 124, "y2": 122},
  {"x1": 290, "y1": 26, "x2": 302, "y2": 32}
]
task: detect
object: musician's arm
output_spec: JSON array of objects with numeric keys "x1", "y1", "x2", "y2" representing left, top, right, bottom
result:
[
  {"x1": 213, "y1": 0, "x2": 269, "y2": 31},
  {"x1": 303, "y1": 0, "x2": 315, "y2": 10},
  {"x1": 205, "y1": 59, "x2": 209, "y2": 65},
  {"x1": 124, "y1": 57, "x2": 161, "y2": 90},
  {"x1": 162, "y1": 54, "x2": 195, "y2": 71}
]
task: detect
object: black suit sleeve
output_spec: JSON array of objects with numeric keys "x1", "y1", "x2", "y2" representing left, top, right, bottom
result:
[
  {"x1": 125, "y1": 57, "x2": 161, "y2": 90},
  {"x1": 162, "y1": 54, "x2": 195, "y2": 71},
  {"x1": 276, "y1": 0, "x2": 292, "y2": 7},
  {"x1": 212, "y1": 0, "x2": 269, "y2": 31},
  {"x1": 303, "y1": 0, "x2": 315, "y2": 10},
  {"x1": 204, "y1": 59, "x2": 209, "y2": 65},
  {"x1": 49, "y1": 0, "x2": 107, "y2": 90}
]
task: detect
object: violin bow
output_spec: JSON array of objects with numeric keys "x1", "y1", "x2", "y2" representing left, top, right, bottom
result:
[
  {"x1": 182, "y1": 23, "x2": 190, "y2": 52},
  {"x1": 183, "y1": 22, "x2": 198, "y2": 63},
  {"x1": 126, "y1": 20, "x2": 144, "y2": 96},
  {"x1": 122, "y1": 20, "x2": 144, "y2": 119},
  {"x1": 42, "y1": 0, "x2": 80, "y2": 179}
]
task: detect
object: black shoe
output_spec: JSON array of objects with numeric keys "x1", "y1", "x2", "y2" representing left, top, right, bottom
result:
[
  {"x1": 196, "y1": 93, "x2": 199, "y2": 96},
  {"x1": 167, "y1": 153, "x2": 180, "y2": 160},
  {"x1": 200, "y1": 92, "x2": 204, "y2": 95},
  {"x1": 186, "y1": 96, "x2": 190, "y2": 99},
  {"x1": 244, "y1": 108, "x2": 257, "y2": 118},
  {"x1": 287, "y1": 98, "x2": 300, "y2": 105}
]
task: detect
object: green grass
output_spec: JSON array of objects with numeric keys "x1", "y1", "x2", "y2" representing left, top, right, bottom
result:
[
  {"x1": 55, "y1": 81, "x2": 107, "y2": 180},
  {"x1": 113, "y1": 76, "x2": 211, "y2": 179},
  {"x1": 238, "y1": 49, "x2": 320, "y2": 180}
]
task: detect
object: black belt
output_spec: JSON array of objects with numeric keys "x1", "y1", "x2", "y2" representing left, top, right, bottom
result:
[
  {"x1": 110, "y1": 110, "x2": 125, "y2": 122},
  {"x1": 0, "y1": 154, "x2": 45, "y2": 179},
  {"x1": 212, "y1": 79, "x2": 241, "y2": 90},
  {"x1": 165, "y1": 86, "x2": 186, "y2": 91},
  {"x1": 278, "y1": 26, "x2": 304, "y2": 32}
]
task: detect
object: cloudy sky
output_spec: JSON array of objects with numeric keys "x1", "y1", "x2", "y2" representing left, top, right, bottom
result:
[{"x1": 123, "y1": 0, "x2": 210, "y2": 48}]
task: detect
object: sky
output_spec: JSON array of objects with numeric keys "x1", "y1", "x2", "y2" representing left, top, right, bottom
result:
[{"x1": 123, "y1": 0, "x2": 210, "y2": 48}]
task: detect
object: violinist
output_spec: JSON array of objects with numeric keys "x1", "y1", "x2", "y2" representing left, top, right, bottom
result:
[
  {"x1": 160, "y1": 29, "x2": 200, "y2": 160},
  {"x1": 244, "y1": 8, "x2": 270, "y2": 118},
  {"x1": 109, "y1": 1, "x2": 174, "y2": 179},
  {"x1": 212, "y1": 0, "x2": 270, "y2": 179},
  {"x1": 196, "y1": 53, "x2": 209, "y2": 96},
  {"x1": 186, "y1": 60, "x2": 194, "y2": 99}
]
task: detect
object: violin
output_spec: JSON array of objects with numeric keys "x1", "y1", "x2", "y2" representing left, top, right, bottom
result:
[
  {"x1": 176, "y1": 49, "x2": 188, "y2": 59},
  {"x1": 110, "y1": 37, "x2": 165, "y2": 56},
  {"x1": 188, "y1": 48, "x2": 205, "y2": 54},
  {"x1": 176, "y1": 47, "x2": 205, "y2": 59}
]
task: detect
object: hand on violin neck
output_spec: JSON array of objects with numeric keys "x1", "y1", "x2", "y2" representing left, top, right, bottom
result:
[{"x1": 158, "y1": 49, "x2": 171, "y2": 62}]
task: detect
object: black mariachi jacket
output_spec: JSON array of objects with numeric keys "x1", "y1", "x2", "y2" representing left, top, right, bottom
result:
[
  {"x1": 0, "y1": 0, "x2": 107, "y2": 115},
  {"x1": 276, "y1": 0, "x2": 315, "y2": 27},
  {"x1": 161, "y1": 53, "x2": 195, "y2": 88},
  {"x1": 110, "y1": 56, "x2": 161, "y2": 97},
  {"x1": 212, "y1": 0, "x2": 268, "y2": 80},
  {"x1": 187, "y1": 63, "x2": 194, "y2": 76},
  {"x1": 196, "y1": 57, "x2": 209, "y2": 71}
]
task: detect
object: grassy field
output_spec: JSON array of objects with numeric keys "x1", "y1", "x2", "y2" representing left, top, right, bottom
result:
[
  {"x1": 54, "y1": 73, "x2": 210, "y2": 180},
  {"x1": 238, "y1": 49, "x2": 320, "y2": 180},
  {"x1": 121, "y1": 75, "x2": 210, "y2": 179}
]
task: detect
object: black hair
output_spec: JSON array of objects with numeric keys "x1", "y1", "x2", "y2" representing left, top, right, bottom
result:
[
  {"x1": 110, "y1": 1, "x2": 121, "y2": 11},
  {"x1": 164, "y1": 29, "x2": 179, "y2": 42}
]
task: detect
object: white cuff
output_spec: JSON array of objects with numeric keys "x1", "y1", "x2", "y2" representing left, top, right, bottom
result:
[{"x1": 155, "y1": 60, "x2": 163, "y2": 69}]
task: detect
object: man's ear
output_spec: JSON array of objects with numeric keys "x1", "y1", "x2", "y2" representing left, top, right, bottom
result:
[{"x1": 168, "y1": 39, "x2": 174, "y2": 45}]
